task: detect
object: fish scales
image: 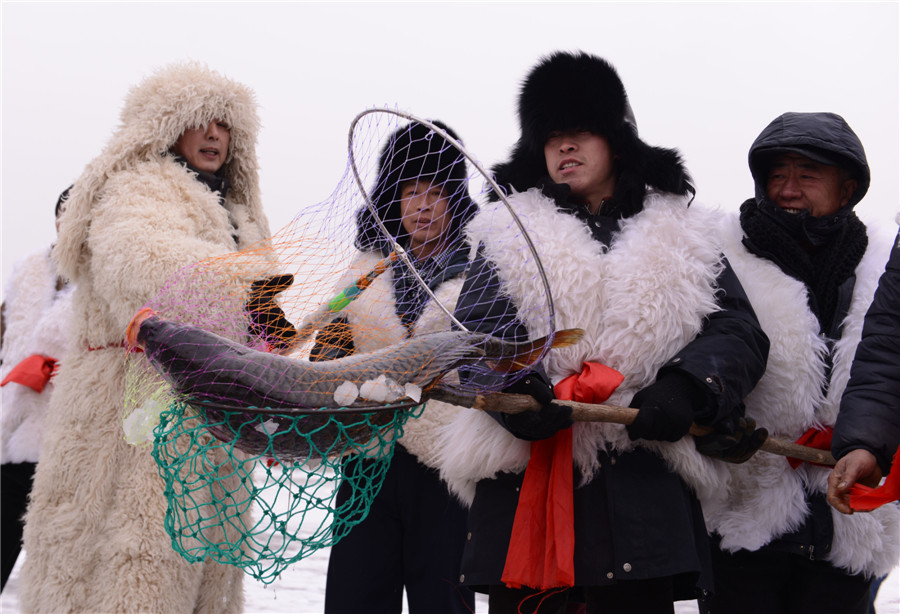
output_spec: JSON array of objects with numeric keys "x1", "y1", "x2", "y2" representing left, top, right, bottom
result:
[{"x1": 138, "y1": 316, "x2": 487, "y2": 410}]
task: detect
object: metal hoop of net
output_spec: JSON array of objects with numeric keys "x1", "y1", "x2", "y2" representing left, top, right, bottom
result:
[{"x1": 121, "y1": 108, "x2": 557, "y2": 584}]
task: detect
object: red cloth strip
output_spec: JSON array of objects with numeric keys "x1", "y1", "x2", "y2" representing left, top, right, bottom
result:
[
  {"x1": 0, "y1": 354, "x2": 58, "y2": 393},
  {"x1": 847, "y1": 445, "x2": 900, "y2": 512},
  {"x1": 501, "y1": 362, "x2": 624, "y2": 590},
  {"x1": 788, "y1": 425, "x2": 834, "y2": 469}
]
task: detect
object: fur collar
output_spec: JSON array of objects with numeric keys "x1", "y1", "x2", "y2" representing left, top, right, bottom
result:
[{"x1": 436, "y1": 188, "x2": 731, "y2": 504}]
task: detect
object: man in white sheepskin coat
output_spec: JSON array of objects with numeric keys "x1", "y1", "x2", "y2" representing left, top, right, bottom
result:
[
  {"x1": 19, "y1": 63, "x2": 272, "y2": 614},
  {"x1": 698, "y1": 112, "x2": 900, "y2": 614},
  {"x1": 1, "y1": 189, "x2": 73, "y2": 590},
  {"x1": 431, "y1": 51, "x2": 770, "y2": 613}
]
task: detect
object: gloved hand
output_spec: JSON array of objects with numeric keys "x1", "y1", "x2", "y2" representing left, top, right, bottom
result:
[
  {"x1": 498, "y1": 375, "x2": 573, "y2": 441},
  {"x1": 247, "y1": 274, "x2": 298, "y2": 350},
  {"x1": 627, "y1": 371, "x2": 703, "y2": 442},
  {"x1": 694, "y1": 416, "x2": 768, "y2": 464}
]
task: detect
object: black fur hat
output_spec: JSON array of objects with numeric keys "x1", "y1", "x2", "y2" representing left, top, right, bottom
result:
[
  {"x1": 492, "y1": 51, "x2": 693, "y2": 212},
  {"x1": 356, "y1": 120, "x2": 478, "y2": 252}
]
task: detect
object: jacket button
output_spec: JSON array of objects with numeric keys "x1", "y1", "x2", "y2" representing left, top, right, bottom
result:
[
  {"x1": 459, "y1": 574, "x2": 465, "y2": 583},
  {"x1": 705, "y1": 377, "x2": 713, "y2": 384},
  {"x1": 672, "y1": 357, "x2": 682, "y2": 364},
  {"x1": 467, "y1": 532, "x2": 472, "y2": 541},
  {"x1": 623, "y1": 563, "x2": 632, "y2": 572},
  {"x1": 606, "y1": 572, "x2": 614, "y2": 579}
]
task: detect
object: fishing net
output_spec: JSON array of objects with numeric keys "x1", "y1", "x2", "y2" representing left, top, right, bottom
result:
[{"x1": 122, "y1": 109, "x2": 556, "y2": 583}]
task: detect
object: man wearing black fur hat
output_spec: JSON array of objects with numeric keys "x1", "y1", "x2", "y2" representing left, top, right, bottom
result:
[
  {"x1": 697, "y1": 112, "x2": 900, "y2": 614},
  {"x1": 315, "y1": 120, "x2": 478, "y2": 614},
  {"x1": 432, "y1": 51, "x2": 769, "y2": 613}
]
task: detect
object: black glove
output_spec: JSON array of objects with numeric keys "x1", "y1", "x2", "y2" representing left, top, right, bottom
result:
[
  {"x1": 498, "y1": 375, "x2": 573, "y2": 441},
  {"x1": 694, "y1": 416, "x2": 768, "y2": 464},
  {"x1": 247, "y1": 274, "x2": 298, "y2": 350},
  {"x1": 627, "y1": 371, "x2": 704, "y2": 442}
]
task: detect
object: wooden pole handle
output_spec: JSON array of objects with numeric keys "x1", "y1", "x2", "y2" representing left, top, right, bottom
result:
[{"x1": 428, "y1": 389, "x2": 836, "y2": 467}]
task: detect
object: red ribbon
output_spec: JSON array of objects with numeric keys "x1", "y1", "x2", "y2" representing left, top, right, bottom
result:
[
  {"x1": 0, "y1": 354, "x2": 58, "y2": 393},
  {"x1": 847, "y1": 445, "x2": 900, "y2": 512},
  {"x1": 501, "y1": 362, "x2": 624, "y2": 590},
  {"x1": 787, "y1": 425, "x2": 834, "y2": 469}
]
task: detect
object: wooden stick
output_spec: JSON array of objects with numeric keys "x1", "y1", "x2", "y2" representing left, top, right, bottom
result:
[{"x1": 428, "y1": 389, "x2": 836, "y2": 467}]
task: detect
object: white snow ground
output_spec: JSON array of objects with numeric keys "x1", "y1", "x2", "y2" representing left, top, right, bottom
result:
[
  {"x1": 3, "y1": 549, "x2": 898, "y2": 613},
  {"x1": 2, "y1": 463, "x2": 898, "y2": 614}
]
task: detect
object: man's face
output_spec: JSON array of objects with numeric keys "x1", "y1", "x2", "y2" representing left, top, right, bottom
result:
[
  {"x1": 766, "y1": 153, "x2": 857, "y2": 218},
  {"x1": 399, "y1": 179, "x2": 452, "y2": 258},
  {"x1": 544, "y1": 131, "x2": 616, "y2": 207},
  {"x1": 173, "y1": 120, "x2": 231, "y2": 173}
]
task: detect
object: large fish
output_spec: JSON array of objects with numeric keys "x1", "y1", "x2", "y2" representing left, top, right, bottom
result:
[{"x1": 126, "y1": 308, "x2": 582, "y2": 459}]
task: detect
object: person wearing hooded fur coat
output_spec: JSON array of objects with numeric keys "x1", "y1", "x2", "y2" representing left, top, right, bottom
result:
[
  {"x1": 19, "y1": 63, "x2": 273, "y2": 614},
  {"x1": 697, "y1": 112, "x2": 900, "y2": 614},
  {"x1": 431, "y1": 52, "x2": 769, "y2": 613},
  {"x1": 312, "y1": 120, "x2": 478, "y2": 613}
]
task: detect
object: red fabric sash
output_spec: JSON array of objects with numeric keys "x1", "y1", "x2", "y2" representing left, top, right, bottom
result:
[
  {"x1": 847, "y1": 445, "x2": 900, "y2": 512},
  {"x1": 501, "y1": 362, "x2": 624, "y2": 590},
  {"x1": 787, "y1": 425, "x2": 834, "y2": 469},
  {"x1": 0, "y1": 354, "x2": 58, "y2": 393}
]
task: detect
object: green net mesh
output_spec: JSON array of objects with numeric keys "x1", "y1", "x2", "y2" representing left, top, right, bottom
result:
[{"x1": 150, "y1": 399, "x2": 421, "y2": 584}]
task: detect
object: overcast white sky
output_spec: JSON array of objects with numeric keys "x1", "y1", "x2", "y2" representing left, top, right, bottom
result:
[{"x1": 2, "y1": 1, "x2": 898, "y2": 302}]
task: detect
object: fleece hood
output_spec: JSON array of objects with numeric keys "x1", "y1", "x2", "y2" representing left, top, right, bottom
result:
[{"x1": 55, "y1": 62, "x2": 269, "y2": 280}]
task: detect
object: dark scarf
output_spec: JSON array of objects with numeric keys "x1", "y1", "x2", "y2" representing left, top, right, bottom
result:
[
  {"x1": 391, "y1": 241, "x2": 470, "y2": 329},
  {"x1": 172, "y1": 155, "x2": 230, "y2": 203},
  {"x1": 739, "y1": 198, "x2": 868, "y2": 334}
]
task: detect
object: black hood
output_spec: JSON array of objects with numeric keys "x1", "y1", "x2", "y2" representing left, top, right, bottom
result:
[
  {"x1": 490, "y1": 51, "x2": 693, "y2": 212},
  {"x1": 748, "y1": 111, "x2": 870, "y2": 208},
  {"x1": 355, "y1": 120, "x2": 478, "y2": 253}
]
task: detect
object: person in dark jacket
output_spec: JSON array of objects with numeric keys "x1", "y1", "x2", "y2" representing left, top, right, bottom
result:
[
  {"x1": 829, "y1": 225, "x2": 900, "y2": 515},
  {"x1": 431, "y1": 51, "x2": 769, "y2": 614},
  {"x1": 317, "y1": 120, "x2": 478, "y2": 614},
  {"x1": 697, "y1": 112, "x2": 900, "y2": 614}
]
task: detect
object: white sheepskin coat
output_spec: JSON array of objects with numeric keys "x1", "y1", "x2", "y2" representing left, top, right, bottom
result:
[
  {"x1": 432, "y1": 188, "x2": 733, "y2": 507},
  {"x1": 333, "y1": 250, "x2": 467, "y2": 468},
  {"x1": 1, "y1": 247, "x2": 73, "y2": 464},
  {"x1": 700, "y1": 212, "x2": 900, "y2": 578},
  {"x1": 20, "y1": 63, "x2": 273, "y2": 614}
]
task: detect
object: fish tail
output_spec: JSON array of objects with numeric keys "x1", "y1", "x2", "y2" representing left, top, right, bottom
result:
[{"x1": 489, "y1": 328, "x2": 584, "y2": 372}]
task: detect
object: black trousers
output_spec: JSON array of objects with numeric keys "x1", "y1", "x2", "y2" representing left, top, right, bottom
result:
[
  {"x1": 699, "y1": 545, "x2": 871, "y2": 614},
  {"x1": 1, "y1": 462, "x2": 36, "y2": 590},
  {"x1": 324, "y1": 447, "x2": 475, "y2": 614},
  {"x1": 488, "y1": 577, "x2": 677, "y2": 614}
]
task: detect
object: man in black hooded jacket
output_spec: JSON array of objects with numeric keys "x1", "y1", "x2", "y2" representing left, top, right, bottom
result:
[{"x1": 697, "y1": 112, "x2": 900, "y2": 614}]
